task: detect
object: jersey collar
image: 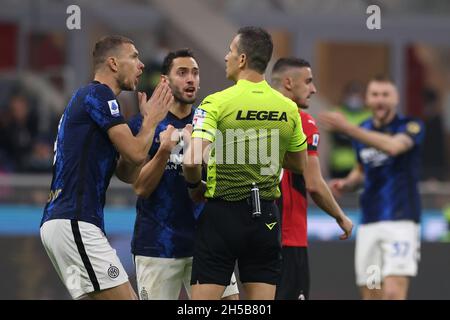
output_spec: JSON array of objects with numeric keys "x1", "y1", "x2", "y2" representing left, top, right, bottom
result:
[{"x1": 236, "y1": 79, "x2": 268, "y2": 87}]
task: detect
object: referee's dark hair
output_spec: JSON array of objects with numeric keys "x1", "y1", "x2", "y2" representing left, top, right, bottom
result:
[
  {"x1": 237, "y1": 26, "x2": 273, "y2": 74},
  {"x1": 272, "y1": 57, "x2": 311, "y2": 74},
  {"x1": 93, "y1": 35, "x2": 134, "y2": 71},
  {"x1": 161, "y1": 48, "x2": 196, "y2": 75}
]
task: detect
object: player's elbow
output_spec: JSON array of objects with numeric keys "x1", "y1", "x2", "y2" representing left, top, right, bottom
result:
[
  {"x1": 117, "y1": 173, "x2": 136, "y2": 184},
  {"x1": 126, "y1": 152, "x2": 147, "y2": 167},
  {"x1": 133, "y1": 184, "x2": 150, "y2": 198},
  {"x1": 306, "y1": 183, "x2": 320, "y2": 196}
]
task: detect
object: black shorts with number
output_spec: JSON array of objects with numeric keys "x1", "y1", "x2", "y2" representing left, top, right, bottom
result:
[
  {"x1": 275, "y1": 246, "x2": 310, "y2": 300},
  {"x1": 191, "y1": 199, "x2": 281, "y2": 286}
]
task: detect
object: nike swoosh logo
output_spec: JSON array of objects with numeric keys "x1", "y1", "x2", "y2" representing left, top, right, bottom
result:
[{"x1": 266, "y1": 222, "x2": 277, "y2": 230}]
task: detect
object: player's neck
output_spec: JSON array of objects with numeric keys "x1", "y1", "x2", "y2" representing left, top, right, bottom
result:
[
  {"x1": 236, "y1": 69, "x2": 265, "y2": 83},
  {"x1": 169, "y1": 102, "x2": 192, "y2": 119},
  {"x1": 275, "y1": 87, "x2": 292, "y2": 100},
  {"x1": 93, "y1": 73, "x2": 121, "y2": 96},
  {"x1": 374, "y1": 109, "x2": 396, "y2": 127}
]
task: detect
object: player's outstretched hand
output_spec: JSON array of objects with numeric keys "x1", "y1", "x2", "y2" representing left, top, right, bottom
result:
[
  {"x1": 328, "y1": 179, "x2": 347, "y2": 198},
  {"x1": 336, "y1": 215, "x2": 353, "y2": 240},
  {"x1": 159, "y1": 125, "x2": 178, "y2": 153},
  {"x1": 318, "y1": 112, "x2": 351, "y2": 133},
  {"x1": 138, "y1": 81, "x2": 174, "y2": 123}
]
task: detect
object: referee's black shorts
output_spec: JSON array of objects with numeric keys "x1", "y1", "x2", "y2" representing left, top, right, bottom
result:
[{"x1": 191, "y1": 198, "x2": 281, "y2": 286}]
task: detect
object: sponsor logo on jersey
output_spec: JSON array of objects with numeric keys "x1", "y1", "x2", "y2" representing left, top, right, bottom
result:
[
  {"x1": 236, "y1": 110, "x2": 288, "y2": 122},
  {"x1": 107, "y1": 100, "x2": 120, "y2": 116},
  {"x1": 360, "y1": 147, "x2": 389, "y2": 167}
]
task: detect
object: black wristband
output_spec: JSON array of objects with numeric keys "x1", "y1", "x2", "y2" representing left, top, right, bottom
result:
[{"x1": 186, "y1": 180, "x2": 201, "y2": 189}]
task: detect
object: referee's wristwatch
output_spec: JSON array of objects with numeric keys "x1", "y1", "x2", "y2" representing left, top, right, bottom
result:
[{"x1": 186, "y1": 180, "x2": 201, "y2": 189}]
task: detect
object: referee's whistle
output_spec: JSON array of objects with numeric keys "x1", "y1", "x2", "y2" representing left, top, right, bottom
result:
[{"x1": 251, "y1": 183, "x2": 261, "y2": 218}]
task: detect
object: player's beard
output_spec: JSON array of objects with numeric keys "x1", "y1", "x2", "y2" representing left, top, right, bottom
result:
[
  {"x1": 117, "y1": 73, "x2": 135, "y2": 91},
  {"x1": 172, "y1": 85, "x2": 196, "y2": 105}
]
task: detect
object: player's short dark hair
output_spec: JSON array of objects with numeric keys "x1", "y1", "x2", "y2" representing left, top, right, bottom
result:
[
  {"x1": 272, "y1": 57, "x2": 311, "y2": 74},
  {"x1": 236, "y1": 26, "x2": 273, "y2": 74},
  {"x1": 161, "y1": 48, "x2": 196, "y2": 75},
  {"x1": 93, "y1": 35, "x2": 134, "y2": 71},
  {"x1": 369, "y1": 74, "x2": 395, "y2": 84}
]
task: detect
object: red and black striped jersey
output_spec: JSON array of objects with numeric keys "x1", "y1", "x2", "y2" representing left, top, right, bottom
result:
[{"x1": 279, "y1": 111, "x2": 319, "y2": 247}]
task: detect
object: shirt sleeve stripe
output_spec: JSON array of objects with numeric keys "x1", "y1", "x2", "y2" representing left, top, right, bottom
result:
[{"x1": 193, "y1": 128, "x2": 215, "y2": 139}]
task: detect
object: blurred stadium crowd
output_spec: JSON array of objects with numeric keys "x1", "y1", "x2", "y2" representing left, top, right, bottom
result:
[{"x1": 1, "y1": 0, "x2": 449, "y2": 180}]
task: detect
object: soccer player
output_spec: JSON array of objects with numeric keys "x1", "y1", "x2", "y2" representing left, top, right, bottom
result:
[
  {"x1": 183, "y1": 27, "x2": 308, "y2": 300},
  {"x1": 40, "y1": 35, "x2": 173, "y2": 300},
  {"x1": 270, "y1": 57, "x2": 353, "y2": 300},
  {"x1": 128, "y1": 49, "x2": 239, "y2": 300},
  {"x1": 320, "y1": 75, "x2": 424, "y2": 300}
]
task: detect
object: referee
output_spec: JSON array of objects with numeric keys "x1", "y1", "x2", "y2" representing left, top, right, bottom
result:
[{"x1": 183, "y1": 26, "x2": 307, "y2": 300}]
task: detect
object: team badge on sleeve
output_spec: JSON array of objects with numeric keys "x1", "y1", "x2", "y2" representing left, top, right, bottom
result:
[
  {"x1": 406, "y1": 121, "x2": 421, "y2": 135},
  {"x1": 193, "y1": 108, "x2": 207, "y2": 128},
  {"x1": 107, "y1": 100, "x2": 120, "y2": 117}
]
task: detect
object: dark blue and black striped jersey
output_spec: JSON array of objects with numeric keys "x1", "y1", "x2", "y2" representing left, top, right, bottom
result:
[
  {"x1": 354, "y1": 114, "x2": 425, "y2": 224},
  {"x1": 129, "y1": 110, "x2": 203, "y2": 258},
  {"x1": 41, "y1": 81, "x2": 125, "y2": 232}
]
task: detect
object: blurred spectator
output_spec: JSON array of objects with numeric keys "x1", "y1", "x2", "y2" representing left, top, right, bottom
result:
[
  {"x1": 329, "y1": 81, "x2": 371, "y2": 178},
  {"x1": 137, "y1": 37, "x2": 169, "y2": 97},
  {"x1": 422, "y1": 87, "x2": 447, "y2": 180},
  {"x1": 0, "y1": 93, "x2": 39, "y2": 172},
  {"x1": 442, "y1": 204, "x2": 450, "y2": 242},
  {"x1": 22, "y1": 136, "x2": 53, "y2": 173}
]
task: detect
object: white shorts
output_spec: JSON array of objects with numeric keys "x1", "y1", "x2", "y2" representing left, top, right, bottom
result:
[
  {"x1": 355, "y1": 220, "x2": 420, "y2": 287},
  {"x1": 134, "y1": 255, "x2": 239, "y2": 300},
  {"x1": 40, "y1": 219, "x2": 129, "y2": 299}
]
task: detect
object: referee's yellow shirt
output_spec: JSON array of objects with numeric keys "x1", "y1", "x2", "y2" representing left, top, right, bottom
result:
[{"x1": 192, "y1": 79, "x2": 306, "y2": 201}]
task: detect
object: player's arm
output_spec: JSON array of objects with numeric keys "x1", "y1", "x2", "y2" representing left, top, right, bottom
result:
[
  {"x1": 283, "y1": 110, "x2": 308, "y2": 174},
  {"x1": 319, "y1": 112, "x2": 413, "y2": 156},
  {"x1": 282, "y1": 150, "x2": 307, "y2": 174},
  {"x1": 183, "y1": 97, "x2": 217, "y2": 202},
  {"x1": 111, "y1": 84, "x2": 174, "y2": 183},
  {"x1": 304, "y1": 155, "x2": 353, "y2": 240},
  {"x1": 132, "y1": 125, "x2": 178, "y2": 198},
  {"x1": 329, "y1": 164, "x2": 364, "y2": 198},
  {"x1": 183, "y1": 136, "x2": 209, "y2": 202}
]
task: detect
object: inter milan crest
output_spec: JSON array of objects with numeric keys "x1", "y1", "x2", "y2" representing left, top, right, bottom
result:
[{"x1": 107, "y1": 264, "x2": 120, "y2": 279}]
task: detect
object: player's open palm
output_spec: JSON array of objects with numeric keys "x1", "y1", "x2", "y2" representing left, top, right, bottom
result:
[{"x1": 138, "y1": 82, "x2": 174, "y2": 122}]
